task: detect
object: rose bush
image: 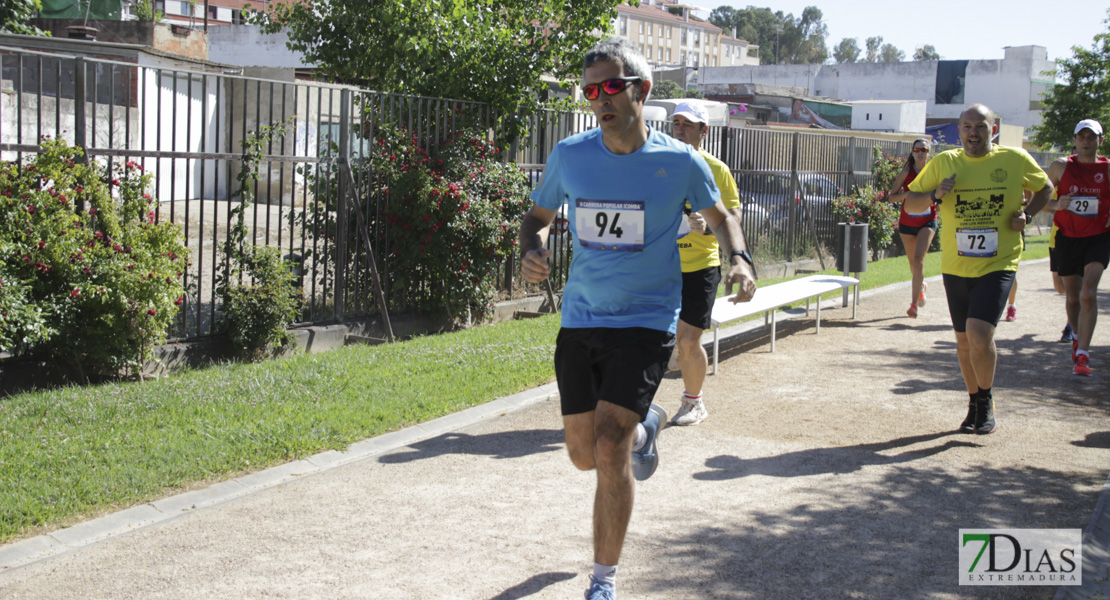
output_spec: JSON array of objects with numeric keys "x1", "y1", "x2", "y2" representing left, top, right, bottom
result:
[
  {"x1": 0, "y1": 139, "x2": 189, "y2": 378},
  {"x1": 374, "y1": 126, "x2": 531, "y2": 322}
]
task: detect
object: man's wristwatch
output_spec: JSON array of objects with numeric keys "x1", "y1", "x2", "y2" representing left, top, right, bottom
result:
[
  {"x1": 731, "y1": 249, "x2": 754, "y2": 267},
  {"x1": 731, "y1": 249, "x2": 756, "y2": 278}
]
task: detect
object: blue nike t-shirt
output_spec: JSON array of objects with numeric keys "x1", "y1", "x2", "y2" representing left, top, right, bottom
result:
[{"x1": 531, "y1": 128, "x2": 720, "y2": 333}]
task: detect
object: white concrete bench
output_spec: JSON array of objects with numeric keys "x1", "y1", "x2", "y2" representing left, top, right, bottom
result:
[{"x1": 710, "y1": 274, "x2": 860, "y2": 374}]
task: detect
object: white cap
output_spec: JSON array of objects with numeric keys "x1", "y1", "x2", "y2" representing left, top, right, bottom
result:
[
  {"x1": 672, "y1": 101, "x2": 708, "y2": 125},
  {"x1": 1074, "y1": 119, "x2": 1103, "y2": 136}
]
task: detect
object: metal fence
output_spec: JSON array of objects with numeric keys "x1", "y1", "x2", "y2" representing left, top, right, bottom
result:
[
  {"x1": 2, "y1": 45, "x2": 494, "y2": 340},
  {"x1": 2, "y1": 44, "x2": 1064, "y2": 342}
]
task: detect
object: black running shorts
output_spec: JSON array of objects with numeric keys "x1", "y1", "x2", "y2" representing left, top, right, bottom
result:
[
  {"x1": 898, "y1": 220, "x2": 938, "y2": 236},
  {"x1": 554, "y1": 327, "x2": 675, "y2": 419},
  {"x1": 942, "y1": 270, "x2": 1016, "y2": 332},
  {"x1": 1054, "y1": 230, "x2": 1110, "y2": 278},
  {"x1": 680, "y1": 266, "x2": 722, "y2": 330}
]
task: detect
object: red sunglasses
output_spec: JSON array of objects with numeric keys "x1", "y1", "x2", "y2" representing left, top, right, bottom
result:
[
  {"x1": 583, "y1": 77, "x2": 643, "y2": 101},
  {"x1": 912, "y1": 147, "x2": 929, "y2": 153}
]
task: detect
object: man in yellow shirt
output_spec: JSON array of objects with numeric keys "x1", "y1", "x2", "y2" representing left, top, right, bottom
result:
[
  {"x1": 905, "y1": 104, "x2": 1054, "y2": 434},
  {"x1": 669, "y1": 101, "x2": 753, "y2": 425}
]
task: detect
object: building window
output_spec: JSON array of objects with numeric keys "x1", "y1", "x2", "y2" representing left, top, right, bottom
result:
[
  {"x1": 639, "y1": 21, "x2": 644, "y2": 34},
  {"x1": 667, "y1": 25, "x2": 672, "y2": 39},
  {"x1": 666, "y1": 49, "x2": 671, "y2": 62},
  {"x1": 646, "y1": 22, "x2": 652, "y2": 36},
  {"x1": 693, "y1": 53, "x2": 699, "y2": 67},
  {"x1": 724, "y1": 45, "x2": 730, "y2": 57},
  {"x1": 647, "y1": 45, "x2": 652, "y2": 59},
  {"x1": 681, "y1": 50, "x2": 686, "y2": 65},
  {"x1": 694, "y1": 31, "x2": 700, "y2": 47},
  {"x1": 658, "y1": 47, "x2": 663, "y2": 61},
  {"x1": 640, "y1": 44, "x2": 645, "y2": 54},
  {"x1": 681, "y1": 28, "x2": 687, "y2": 44},
  {"x1": 620, "y1": 16, "x2": 627, "y2": 35}
]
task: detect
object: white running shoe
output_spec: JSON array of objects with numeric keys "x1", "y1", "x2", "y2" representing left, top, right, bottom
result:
[{"x1": 672, "y1": 397, "x2": 707, "y2": 426}]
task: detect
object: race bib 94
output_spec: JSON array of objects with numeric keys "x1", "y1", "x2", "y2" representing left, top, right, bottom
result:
[
  {"x1": 1069, "y1": 196, "x2": 1099, "y2": 217},
  {"x1": 956, "y1": 228, "x2": 999, "y2": 258},
  {"x1": 575, "y1": 199, "x2": 645, "y2": 252}
]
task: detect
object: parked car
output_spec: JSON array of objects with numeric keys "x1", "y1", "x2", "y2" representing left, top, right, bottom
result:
[{"x1": 737, "y1": 172, "x2": 843, "y2": 231}]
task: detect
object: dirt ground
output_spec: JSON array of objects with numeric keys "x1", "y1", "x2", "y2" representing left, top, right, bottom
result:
[{"x1": 0, "y1": 259, "x2": 1107, "y2": 599}]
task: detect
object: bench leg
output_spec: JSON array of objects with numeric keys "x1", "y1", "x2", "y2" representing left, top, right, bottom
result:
[
  {"x1": 853, "y1": 284, "x2": 859, "y2": 318},
  {"x1": 816, "y1": 299, "x2": 821, "y2": 334},
  {"x1": 713, "y1": 326, "x2": 719, "y2": 375},
  {"x1": 805, "y1": 297, "x2": 811, "y2": 317},
  {"x1": 770, "y1": 311, "x2": 777, "y2": 352}
]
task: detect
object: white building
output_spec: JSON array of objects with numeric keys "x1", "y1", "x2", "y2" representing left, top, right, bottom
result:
[
  {"x1": 850, "y1": 100, "x2": 927, "y2": 134},
  {"x1": 699, "y1": 45, "x2": 1056, "y2": 139}
]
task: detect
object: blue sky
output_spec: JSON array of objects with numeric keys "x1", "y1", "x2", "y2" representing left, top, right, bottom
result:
[{"x1": 715, "y1": 0, "x2": 1107, "y2": 65}]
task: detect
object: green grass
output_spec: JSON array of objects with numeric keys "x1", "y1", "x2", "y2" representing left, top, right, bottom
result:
[
  {"x1": 0, "y1": 234, "x2": 1049, "y2": 543},
  {"x1": 0, "y1": 315, "x2": 560, "y2": 542}
]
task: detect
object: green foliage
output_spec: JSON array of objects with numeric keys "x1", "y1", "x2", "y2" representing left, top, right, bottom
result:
[
  {"x1": 830, "y1": 147, "x2": 902, "y2": 256},
  {"x1": 913, "y1": 44, "x2": 941, "y2": 61},
  {"x1": 833, "y1": 38, "x2": 860, "y2": 64},
  {"x1": 249, "y1": 0, "x2": 622, "y2": 140},
  {"x1": 0, "y1": 139, "x2": 189, "y2": 377},
  {"x1": 0, "y1": 0, "x2": 48, "y2": 36},
  {"x1": 221, "y1": 247, "x2": 299, "y2": 361},
  {"x1": 1032, "y1": 9, "x2": 1110, "y2": 155},
  {"x1": 709, "y1": 5, "x2": 827, "y2": 64},
  {"x1": 871, "y1": 146, "x2": 906, "y2": 193},
  {"x1": 131, "y1": 0, "x2": 164, "y2": 22},
  {"x1": 651, "y1": 79, "x2": 684, "y2": 100},
  {"x1": 216, "y1": 121, "x2": 301, "y2": 361},
  {"x1": 374, "y1": 126, "x2": 531, "y2": 322}
]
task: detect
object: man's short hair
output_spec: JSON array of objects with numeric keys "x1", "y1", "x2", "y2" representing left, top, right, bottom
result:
[
  {"x1": 961, "y1": 103, "x2": 995, "y2": 124},
  {"x1": 584, "y1": 37, "x2": 653, "y2": 100}
]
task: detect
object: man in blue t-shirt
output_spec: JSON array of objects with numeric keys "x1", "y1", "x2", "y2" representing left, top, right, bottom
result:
[{"x1": 518, "y1": 38, "x2": 756, "y2": 600}]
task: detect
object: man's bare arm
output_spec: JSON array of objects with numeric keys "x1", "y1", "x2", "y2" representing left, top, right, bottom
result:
[
  {"x1": 518, "y1": 206, "x2": 557, "y2": 283},
  {"x1": 699, "y1": 202, "x2": 756, "y2": 303}
]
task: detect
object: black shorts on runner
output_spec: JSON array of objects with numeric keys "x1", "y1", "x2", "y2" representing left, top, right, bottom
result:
[
  {"x1": 1054, "y1": 230, "x2": 1110, "y2": 278},
  {"x1": 679, "y1": 266, "x2": 722, "y2": 330},
  {"x1": 1049, "y1": 245, "x2": 1059, "y2": 272},
  {"x1": 898, "y1": 220, "x2": 938, "y2": 236},
  {"x1": 554, "y1": 327, "x2": 675, "y2": 419},
  {"x1": 942, "y1": 270, "x2": 1016, "y2": 332}
]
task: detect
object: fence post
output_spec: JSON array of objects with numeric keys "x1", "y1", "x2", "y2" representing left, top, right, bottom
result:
[
  {"x1": 334, "y1": 89, "x2": 350, "y2": 321},
  {"x1": 788, "y1": 131, "x2": 800, "y2": 262},
  {"x1": 74, "y1": 57, "x2": 87, "y2": 163}
]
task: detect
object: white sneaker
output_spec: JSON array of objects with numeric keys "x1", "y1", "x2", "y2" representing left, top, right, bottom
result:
[{"x1": 672, "y1": 397, "x2": 707, "y2": 426}]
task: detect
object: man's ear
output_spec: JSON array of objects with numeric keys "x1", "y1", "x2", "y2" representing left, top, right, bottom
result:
[
  {"x1": 639, "y1": 79, "x2": 652, "y2": 102},
  {"x1": 992, "y1": 123, "x2": 999, "y2": 135}
]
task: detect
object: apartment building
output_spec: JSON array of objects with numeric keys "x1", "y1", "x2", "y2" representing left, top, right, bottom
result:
[
  {"x1": 126, "y1": 0, "x2": 298, "y2": 27},
  {"x1": 613, "y1": 1, "x2": 759, "y2": 69}
]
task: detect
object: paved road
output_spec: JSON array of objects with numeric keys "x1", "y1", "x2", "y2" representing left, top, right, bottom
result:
[{"x1": 1, "y1": 259, "x2": 1107, "y2": 599}]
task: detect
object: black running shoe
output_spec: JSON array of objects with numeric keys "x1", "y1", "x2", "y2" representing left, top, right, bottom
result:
[
  {"x1": 1060, "y1": 323, "x2": 1074, "y2": 343},
  {"x1": 975, "y1": 394, "x2": 997, "y2": 435},
  {"x1": 959, "y1": 400, "x2": 977, "y2": 434}
]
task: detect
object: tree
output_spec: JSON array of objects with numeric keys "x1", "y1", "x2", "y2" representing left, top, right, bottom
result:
[
  {"x1": 833, "y1": 38, "x2": 861, "y2": 63},
  {"x1": 864, "y1": 36, "x2": 883, "y2": 62},
  {"x1": 1032, "y1": 9, "x2": 1110, "y2": 155},
  {"x1": 709, "y1": 5, "x2": 827, "y2": 64},
  {"x1": 1, "y1": 0, "x2": 47, "y2": 36},
  {"x1": 651, "y1": 79, "x2": 684, "y2": 100},
  {"x1": 879, "y1": 43, "x2": 905, "y2": 63},
  {"x1": 913, "y1": 45, "x2": 941, "y2": 61},
  {"x1": 250, "y1": 0, "x2": 621, "y2": 139}
]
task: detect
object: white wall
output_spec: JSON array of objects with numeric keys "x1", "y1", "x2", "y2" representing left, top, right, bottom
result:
[
  {"x1": 851, "y1": 101, "x2": 927, "y2": 133},
  {"x1": 208, "y1": 25, "x2": 312, "y2": 69},
  {"x1": 700, "y1": 46, "x2": 1054, "y2": 136}
]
